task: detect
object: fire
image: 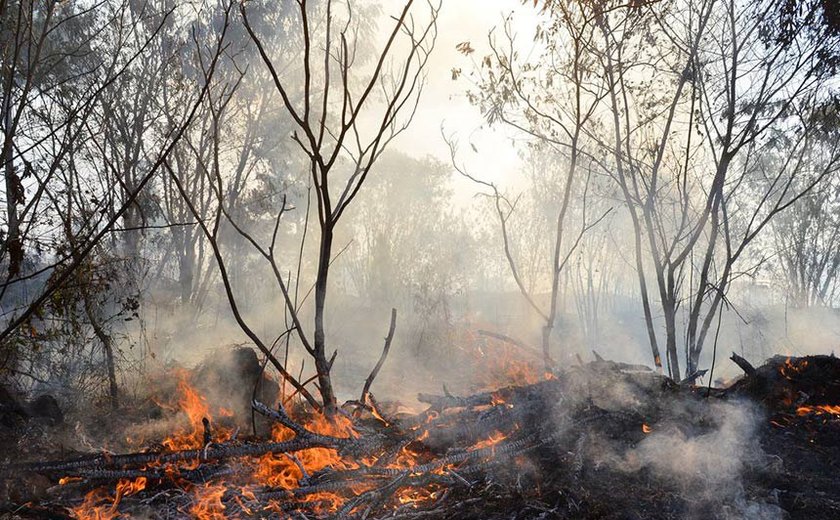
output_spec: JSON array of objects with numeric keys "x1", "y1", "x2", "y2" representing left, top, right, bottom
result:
[
  {"x1": 66, "y1": 369, "x2": 480, "y2": 518},
  {"x1": 255, "y1": 410, "x2": 358, "y2": 490},
  {"x1": 471, "y1": 430, "x2": 507, "y2": 452},
  {"x1": 396, "y1": 486, "x2": 440, "y2": 507},
  {"x1": 71, "y1": 489, "x2": 117, "y2": 520},
  {"x1": 70, "y1": 477, "x2": 146, "y2": 520},
  {"x1": 302, "y1": 492, "x2": 345, "y2": 512},
  {"x1": 390, "y1": 443, "x2": 424, "y2": 469},
  {"x1": 159, "y1": 370, "x2": 232, "y2": 451},
  {"x1": 116, "y1": 477, "x2": 147, "y2": 498},
  {"x1": 780, "y1": 357, "x2": 809, "y2": 379},
  {"x1": 642, "y1": 423, "x2": 652, "y2": 433},
  {"x1": 190, "y1": 483, "x2": 227, "y2": 520},
  {"x1": 796, "y1": 404, "x2": 840, "y2": 416}
]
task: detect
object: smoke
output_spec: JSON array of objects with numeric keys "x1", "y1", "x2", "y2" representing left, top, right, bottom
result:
[{"x1": 589, "y1": 399, "x2": 784, "y2": 520}]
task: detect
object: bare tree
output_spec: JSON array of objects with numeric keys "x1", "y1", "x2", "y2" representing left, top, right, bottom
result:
[
  {"x1": 452, "y1": 4, "x2": 611, "y2": 368},
  {"x1": 769, "y1": 102, "x2": 840, "y2": 308},
  {"x1": 594, "y1": 0, "x2": 840, "y2": 378},
  {"x1": 174, "y1": 0, "x2": 440, "y2": 412},
  {"x1": 462, "y1": 0, "x2": 840, "y2": 380}
]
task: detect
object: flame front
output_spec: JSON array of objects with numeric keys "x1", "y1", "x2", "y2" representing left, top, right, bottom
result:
[{"x1": 64, "y1": 359, "x2": 536, "y2": 518}]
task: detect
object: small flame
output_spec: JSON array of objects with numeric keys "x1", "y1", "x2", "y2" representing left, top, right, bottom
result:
[
  {"x1": 70, "y1": 477, "x2": 146, "y2": 520},
  {"x1": 396, "y1": 486, "x2": 439, "y2": 508},
  {"x1": 70, "y1": 489, "x2": 117, "y2": 520},
  {"x1": 471, "y1": 430, "x2": 507, "y2": 452},
  {"x1": 796, "y1": 404, "x2": 840, "y2": 416},
  {"x1": 190, "y1": 483, "x2": 227, "y2": 520},
  {"x1": 158, "y1": 370, "x2": 232, "y2": 451},
  {"x1": 642, "y1": 423, "x2": 652, "y2": 434}
]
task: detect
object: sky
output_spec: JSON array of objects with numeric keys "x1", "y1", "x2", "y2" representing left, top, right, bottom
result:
[{"x1": 381, "y1": 0, "x2": 542, "y2": 194}]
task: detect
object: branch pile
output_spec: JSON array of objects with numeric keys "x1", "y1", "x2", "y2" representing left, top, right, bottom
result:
[{"x1": 5, "y1": 355, "x2": 840, "y2": 519}]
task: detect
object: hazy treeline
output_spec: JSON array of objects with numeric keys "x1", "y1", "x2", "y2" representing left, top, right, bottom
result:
[{"x1": 1, "y1": 0, "x2": 839, "y2": 408}]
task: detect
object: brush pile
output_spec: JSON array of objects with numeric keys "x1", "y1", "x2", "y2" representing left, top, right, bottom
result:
[{"x1": 3, "y1": 353, "x2": 840, "y2": 519}]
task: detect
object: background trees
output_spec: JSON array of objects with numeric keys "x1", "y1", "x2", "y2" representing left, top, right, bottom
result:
[
  {"x1": 1, "y1": 0, "x2": 839, "y2": 409},
  {"x1": 459, "y1": 0, "x2": 840, "y2": 379}
]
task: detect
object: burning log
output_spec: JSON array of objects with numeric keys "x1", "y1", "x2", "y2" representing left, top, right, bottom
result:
[{"x1": 10, "y1": 434, "x2": 357, "y2": 476}]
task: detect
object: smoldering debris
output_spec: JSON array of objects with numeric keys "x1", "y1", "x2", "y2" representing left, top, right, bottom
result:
[{"x1": 4, "y1": 352, "x2": 840, "y2": 519}]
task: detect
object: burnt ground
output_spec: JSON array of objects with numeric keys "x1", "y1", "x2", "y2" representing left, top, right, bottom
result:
[{"x1": 1, "y1": 354, "x2": 840, "y2": 519}]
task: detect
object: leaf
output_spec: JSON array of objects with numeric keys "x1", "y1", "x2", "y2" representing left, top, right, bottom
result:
[{"x1": 456, "y1": 41, "x2": 475, "y2": 55}]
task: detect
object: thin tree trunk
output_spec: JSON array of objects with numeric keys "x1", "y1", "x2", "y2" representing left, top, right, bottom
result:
[
  {"x1": 2, "y1": 107, "x2": 22, "y2": 278},
  {"x1": 314, "y1": 224, "x2": 337, "y2": 411},
  {"x1": 83, "y1": 295, "x2": 119, "y2": 409}
]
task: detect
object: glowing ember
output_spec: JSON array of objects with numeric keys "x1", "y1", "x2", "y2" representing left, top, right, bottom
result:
[
  {"x1": 642, "y1": 423, "x2": 652, "y2": 433},
  {"x1": 780, "y1": 357, "x2": 809, "y2": 379}
]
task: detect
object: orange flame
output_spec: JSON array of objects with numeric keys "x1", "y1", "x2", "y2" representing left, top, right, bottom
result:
[
  {"x1": 396, "y1": 485, "x2": 440, "y2": 508},
  {"x1": 70, "y1": 477, "x2": 146, "y2": 520},
  {"x1": 780, "y1": 357, "x2": 809, "y2": 379},
  {"x1": 158, "y1": 370, "x2": 232, "y2": 451},
  {"x1": 471, "y1": 430, "x2": 507, "y2": 452},
  {"x1": 190, "y1": 483, "x2": 227, "y2": 520},
  {"x1": 254, "y1": 410, "x2": 358, "y2": 491},
  {"x1": 796, "y1": 404, "x2": 840, "y2": 416}
]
